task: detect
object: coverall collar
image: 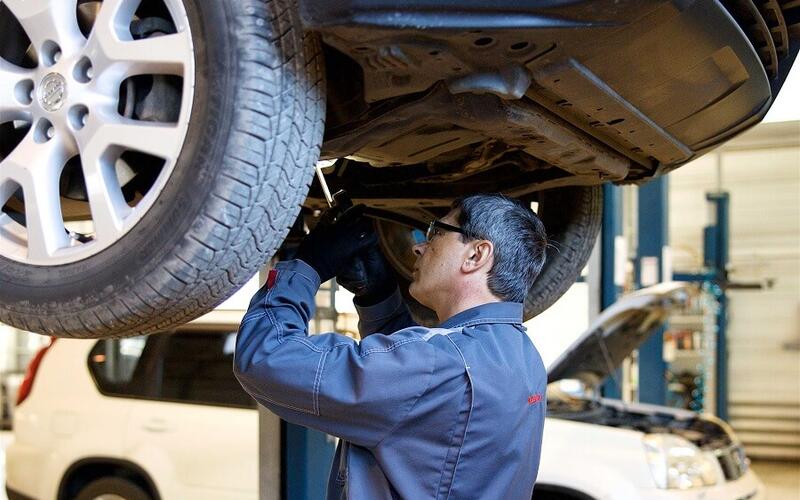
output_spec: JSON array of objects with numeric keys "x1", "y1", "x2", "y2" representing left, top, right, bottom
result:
[{"x1": 439, "y1": 301, "x2": 523, "y2": 329}]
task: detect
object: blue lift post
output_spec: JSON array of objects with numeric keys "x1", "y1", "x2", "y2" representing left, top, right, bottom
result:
[
  {"x1": 705, "y1": 192, "x2": 729, "y2": 421},
  {"x1": 673, "y1": 192, "x2": 730, "y2": 420},
  {"x1": 636, "y1": 177, "x2": 669, "y2": 406},
  {"x1": 283, "y1": 423, "x2": 336, "y2": 499},
  {"x1": 600, "y1": 184, "x2": 624, "y2": 399}
]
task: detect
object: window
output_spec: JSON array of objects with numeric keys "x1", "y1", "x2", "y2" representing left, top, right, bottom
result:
[
  {"x1": 89, "y1": 330, "x2": 255, "y2": 409},
  {"x1": 89, "y1": 337, "x2": 147, "y2": 390}
]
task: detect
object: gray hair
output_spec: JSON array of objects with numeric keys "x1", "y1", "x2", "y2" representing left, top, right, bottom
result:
[{"x1": 452, "y1": 194, "x2": 547, "y2": 303}]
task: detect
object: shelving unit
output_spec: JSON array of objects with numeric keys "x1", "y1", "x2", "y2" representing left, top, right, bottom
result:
[{"x1": 662, "y1": 286, "x2": 719, "y2": 413}]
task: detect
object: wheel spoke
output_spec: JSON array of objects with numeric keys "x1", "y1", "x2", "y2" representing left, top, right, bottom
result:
[
  {"x1": 85, "y1": 117, "x2": 184, "y2": 162},
  {"x1": 92, "y1": 31, "x2": 192, "y2": 81},
  {"x1": 2, "y1": 0, "x2": 84, "y2": 56},
  {"x1": 0, "y1": 127, "x2": 68, "y2": 181},
  {"x1": 88, "y1": 0, "x2": 190, "y2": 80},
  {"x1": 0, "y1": 58, "x2": 34, "y2": 122},
  {"x1": 77, "y1": 118, "x2": 181, "y2": 242},
  {"x1": 118, "y1": 32, "x2": 192, "y2": 76},
  {"x1": 80, "y1": 141, "x2": 131, "y2": 244},
  {"x1": 22, "y1": 164, "x2": 70, "y2": 260},
  {"x1": 0, "y1": 130, "x2": 71, "y2": 259},
  {"x1": 89, "y1": 0, "x2": 141, "y2": 39}
]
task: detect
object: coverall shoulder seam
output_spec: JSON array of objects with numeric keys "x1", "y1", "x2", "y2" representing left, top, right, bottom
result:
[
  {"x1": 359, "y1": 337, "x2": 422, "y2": 356},
  {"x1": 323, "y1": 334, "x2": 426, "y2": 357}
]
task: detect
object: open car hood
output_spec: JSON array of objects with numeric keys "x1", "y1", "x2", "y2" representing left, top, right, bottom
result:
[{"x1": 547, "y1": 282, "x2": 690, "y2": 386}]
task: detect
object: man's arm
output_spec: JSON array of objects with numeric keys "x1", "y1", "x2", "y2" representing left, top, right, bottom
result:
[
  {"x1": 234, "y1": 259, "x2": 436, "y2": 449},
  {"x1": 354, "y1": 288, "x2": 417, "y2": 338}
]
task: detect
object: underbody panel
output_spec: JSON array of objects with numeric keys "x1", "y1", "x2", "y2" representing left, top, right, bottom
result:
[{"x1": 300, "y1": 0, "x2": 799, "y2": 204}]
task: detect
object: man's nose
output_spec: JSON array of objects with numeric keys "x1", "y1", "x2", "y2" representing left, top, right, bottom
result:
[{"x1": 412, "y1": 242, "x2": 426, "y2": 257}]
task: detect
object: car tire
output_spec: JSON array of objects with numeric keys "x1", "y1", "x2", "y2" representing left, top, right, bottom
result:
[
  {"x1": 378, "y1": 186, "x2": 602, "y2": 324},
  {"x1": 75, "y1": 477, "x2": 151, "y2": 500},
  {"x1": 523, "y1": 185, "x2": 602, "y2": 318},
  {"x1": 0, "y1": 0, "x2": 325, "y2": 338}
]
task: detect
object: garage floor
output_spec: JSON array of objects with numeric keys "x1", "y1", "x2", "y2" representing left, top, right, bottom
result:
[
  {"x1": 0, "y1": 430, "x2": 795, "y2": 499},
  {"x1": 0, "y1": 431, "x2": 9, "y2": 500},
  {"x1": 750, "y1": 460, "x2": 800, "y2": 500}
]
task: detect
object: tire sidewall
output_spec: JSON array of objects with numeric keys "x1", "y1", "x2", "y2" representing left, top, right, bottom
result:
[{"x1": 523, "y1": 185, "x2": 602, "y2": 318}]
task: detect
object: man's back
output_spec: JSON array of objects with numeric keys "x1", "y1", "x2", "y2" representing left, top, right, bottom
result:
[
  {"x1": 446, "y1": 319, "x2": 546, "y2": 498},
  {"x1": 338, "y1": 303, "x2": 546, "y2": 499}
]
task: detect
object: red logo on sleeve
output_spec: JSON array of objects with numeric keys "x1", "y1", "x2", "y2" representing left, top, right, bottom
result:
[
  {"x1": 266, "y1": 269, "x2": 278, "y2": 289},
  {"x1": 527, "y1": 394, "x2": 542, "y2": 405}
]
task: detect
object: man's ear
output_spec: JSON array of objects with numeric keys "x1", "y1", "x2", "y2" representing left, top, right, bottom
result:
[{"x1": 462, "y1": 240, "x2": 494, "y2": 274}]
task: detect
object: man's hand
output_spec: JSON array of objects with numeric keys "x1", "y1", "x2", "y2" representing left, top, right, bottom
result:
[
  {"x1": 295, "y1": 205, "x2": 375, "y2": 283},
  {"x1": 337, "y1": 239, "x2": 397, "y2": 307}
]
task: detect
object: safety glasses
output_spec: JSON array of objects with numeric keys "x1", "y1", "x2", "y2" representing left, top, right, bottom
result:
[{"x1": 425, "y1": 219, "x2": 468, "y2": 242}]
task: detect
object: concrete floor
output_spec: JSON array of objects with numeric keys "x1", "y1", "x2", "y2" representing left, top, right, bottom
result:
[
  {"x1": 750, "y1": 460, "x2": 800, "y2": 500},
  {"x1": 0, "y1": 431, "x2": 796, "y2": 499},
  {"x1": 0, "y1": 431, "x2": 9, "y2": 500}
]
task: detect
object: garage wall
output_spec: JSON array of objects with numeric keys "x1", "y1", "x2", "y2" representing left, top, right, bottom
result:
[
  {"x1": 669, "y1": 121, "x2": 800, "y2": 460},
  {"x1": 525, "y1": 282, "x2": 591, "y2": 369}
]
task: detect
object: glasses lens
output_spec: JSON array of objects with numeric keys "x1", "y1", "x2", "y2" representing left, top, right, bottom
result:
[{"x1": 426, "y1": 220, "x2": 435, "y2": 242}]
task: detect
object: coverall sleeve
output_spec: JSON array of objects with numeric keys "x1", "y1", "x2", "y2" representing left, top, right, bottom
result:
[
  {"x1": 234, "y1": 260, "x2": 436, "y2": 448},
  {"x1": 354, "y1": 287, "x2": 417, "y2": 338}
]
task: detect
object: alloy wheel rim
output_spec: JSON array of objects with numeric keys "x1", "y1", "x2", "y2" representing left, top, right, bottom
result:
[{"x1": 0, "y1": 0, "x2": 195, "y2": 265}]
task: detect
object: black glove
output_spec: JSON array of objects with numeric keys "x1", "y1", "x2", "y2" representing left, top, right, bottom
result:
[
  {"x1": 337, "y1": 239, "x2": 397, "y2": 307},
  {"x1": 295, "y1": 204, "x2": 374, "y2": 283}
]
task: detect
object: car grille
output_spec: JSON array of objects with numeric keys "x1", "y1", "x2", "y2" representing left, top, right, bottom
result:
[
  {"x1": 715, "y1": 444, "x2": 750, "y2": 481},
  {"x1": 721, "y1": 0, "x2": 800, "y2": 80}
]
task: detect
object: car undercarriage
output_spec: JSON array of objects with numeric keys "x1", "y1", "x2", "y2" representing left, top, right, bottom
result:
[
  {"x1": 0, "y1": 0, "x2": 797, "y2": 336},
  {"x1": 305, "y1": 0, "x2": 798, "y2": 208}
]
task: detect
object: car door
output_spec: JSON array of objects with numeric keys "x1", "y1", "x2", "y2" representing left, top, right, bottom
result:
[{"x1": 119, "y1": 330, "x2": 259, "y2": 500}]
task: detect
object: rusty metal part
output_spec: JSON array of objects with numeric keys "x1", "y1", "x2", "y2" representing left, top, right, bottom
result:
[{"x1": 323, "y1": 84, "x2": 631, "y2": 181}]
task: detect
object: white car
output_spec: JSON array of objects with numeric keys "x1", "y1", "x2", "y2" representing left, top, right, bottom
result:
[
  {"x1": 6, "y1": 326, "x2": 259, "y2": 500},
  {"x1": 535, "y1": 283, "x2": 763, "y2": 499},
  {"x1": 6, "y1": 284, "x2": 763, "y2": 500}
]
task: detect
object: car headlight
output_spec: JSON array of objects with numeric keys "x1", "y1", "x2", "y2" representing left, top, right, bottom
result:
[{"x1": 643, "y1": 434, "x2": 720, "y2": 489}]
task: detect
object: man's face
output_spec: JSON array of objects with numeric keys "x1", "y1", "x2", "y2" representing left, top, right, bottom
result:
[{"x1": 409, "y1": 210, "x2": 467, "y2": 308}]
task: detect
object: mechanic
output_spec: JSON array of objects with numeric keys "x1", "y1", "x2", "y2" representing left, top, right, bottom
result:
[{"x1": 234, "y1": 194, "x2": 549, "y2": 499}]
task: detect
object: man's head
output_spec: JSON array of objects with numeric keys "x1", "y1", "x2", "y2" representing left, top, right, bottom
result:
[{"x1": 409, "y1": 194, "x2": 548, "y2": 318}]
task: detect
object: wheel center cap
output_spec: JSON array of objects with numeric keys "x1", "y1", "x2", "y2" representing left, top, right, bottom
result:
[{"x1": 39, "y1": 73, "x2": 67, "y2": 112}]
